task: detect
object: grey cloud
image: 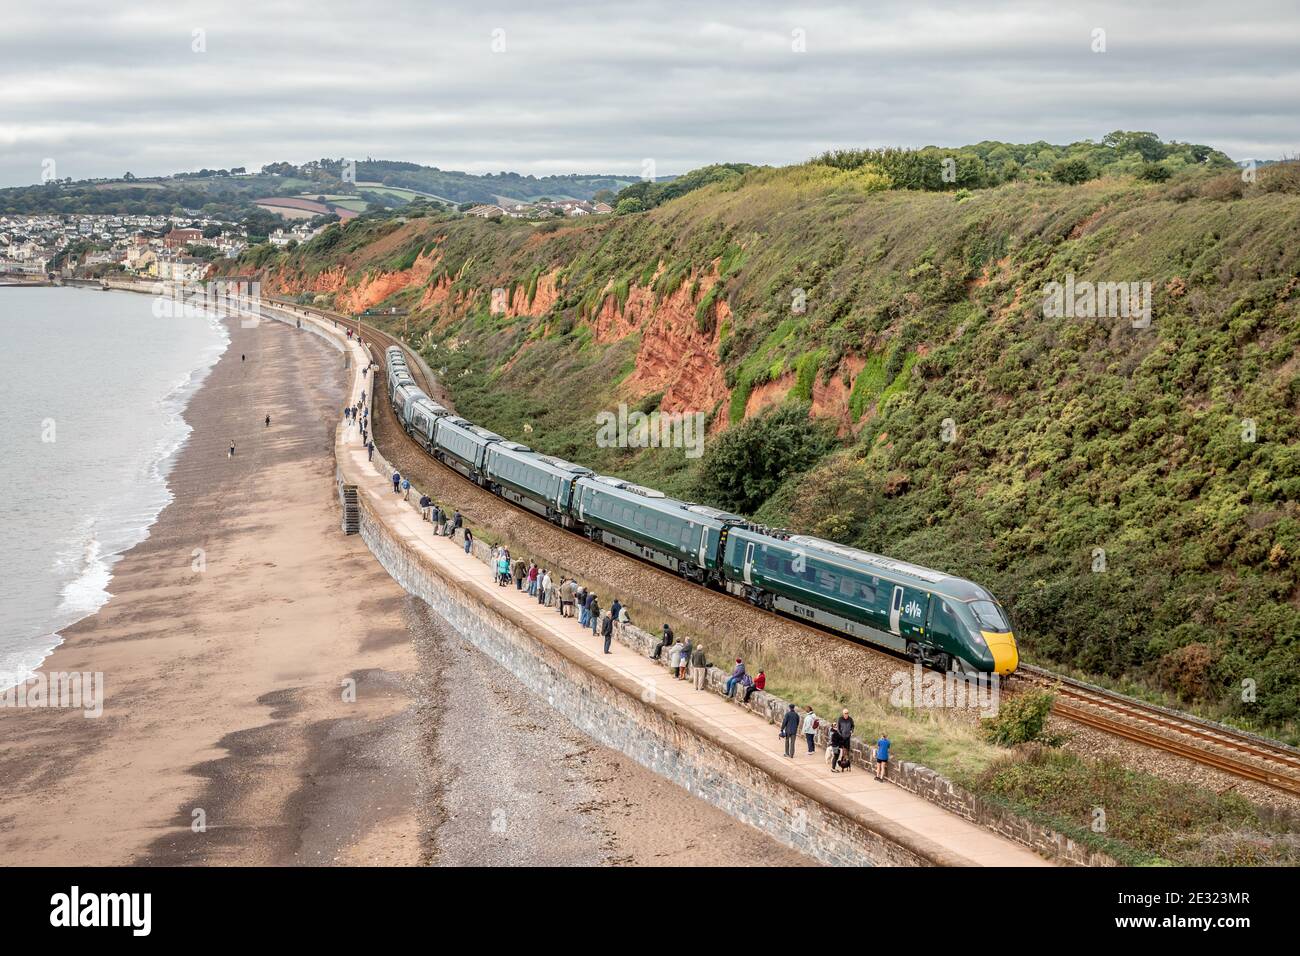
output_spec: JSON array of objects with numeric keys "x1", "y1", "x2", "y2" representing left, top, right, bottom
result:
[{"x1": 1, "y1": 0, "x2": 1297, "y2": 187}]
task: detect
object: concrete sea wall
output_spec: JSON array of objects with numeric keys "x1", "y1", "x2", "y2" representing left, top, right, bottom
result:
[{"x1": 351, "y1": 490, "x2": 953, "y2": 866}]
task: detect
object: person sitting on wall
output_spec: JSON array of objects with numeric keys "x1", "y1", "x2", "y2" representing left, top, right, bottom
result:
[
  {"x1": 651, "y1": 623, "x2": 673, "y2": 661},
  {"x1": 724, "y1": 659, "x2": 746, "y2": 698}
]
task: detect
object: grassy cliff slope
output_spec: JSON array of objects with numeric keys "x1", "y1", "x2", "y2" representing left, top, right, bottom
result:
[{"x1": 231, "y1": 160, "x2": 1300, "y2": 740}]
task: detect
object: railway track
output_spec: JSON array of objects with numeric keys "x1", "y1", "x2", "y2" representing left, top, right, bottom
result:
[
  {"x1": 272, "y1": 296, "x2": 1300, "y2": 800},
  {"x1": 1019, "y1": 665, "x2": 1300, "y2": 797}
]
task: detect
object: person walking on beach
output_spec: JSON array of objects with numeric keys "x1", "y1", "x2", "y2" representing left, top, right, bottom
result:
[
  {"x1": 228, "y1": 440, "x2": 236, "y2": 458},
  {"x1": 241, "y1": 353, "x2": 245, "y2": 362},
  {"x1": 802, "y1": 707, "x2": 819, "y2": 755},
  {"x1": 265, "y1": 414, "x2": 270, "y2": 428},
  {"x1": 779, "y1": 703, "x2": 800, "y2": 758}
]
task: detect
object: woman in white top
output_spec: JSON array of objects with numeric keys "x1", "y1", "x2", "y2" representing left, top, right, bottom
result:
[{"x1": 800, "y1": 707, "x2": 820, "y2": 755}]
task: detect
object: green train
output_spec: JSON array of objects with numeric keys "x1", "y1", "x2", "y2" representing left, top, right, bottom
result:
[
  {"x1": 384, "y1": 346, "x2": 1019, "y2": 675},
  {"x1": 720, "y1": 528, "x2": 1018, "y2": 676}
]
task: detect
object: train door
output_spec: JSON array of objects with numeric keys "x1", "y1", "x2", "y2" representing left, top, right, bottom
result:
[
  {"x1": 889, "y1": 585, "x2": 904, "y2": 634},
  {"x1": 742, "y1": 542, "x2": 755, "y2": 584},
  {"x1": 698, "y1": 526, "x2": 708, "y2": 565}
]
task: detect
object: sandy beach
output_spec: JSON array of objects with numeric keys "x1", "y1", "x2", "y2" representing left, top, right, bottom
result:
[{"x1": 0, "y1": 310, "x2": 810, "y2": 866}]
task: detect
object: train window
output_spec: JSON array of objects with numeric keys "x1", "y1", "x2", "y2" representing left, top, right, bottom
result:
[
  {"x1": 839, "y1": 576, "x2": 857, "y2": 597},
  {"x1": 970, "y1": 601, "x2": 1010, "y2": 631},
  {"x1": 818, "y1": 570, "x2": 837, "y2": 590},
  {"x1": 860, "y1": 583, "x2": 877, "y2": 603},
  {"x1": 658, "y1": 519, "x2": 671, "y2": 538}
]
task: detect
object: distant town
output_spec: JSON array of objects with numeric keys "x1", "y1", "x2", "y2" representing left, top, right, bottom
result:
[
  {"x1": 0, "y1": 197, "x2": 614, "y2": 282},
  {"x1": 0, "y1": 213, "x2": 288, "y2": 281}
]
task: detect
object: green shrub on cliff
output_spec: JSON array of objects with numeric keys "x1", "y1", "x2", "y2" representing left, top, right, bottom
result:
[{"x1": 692, "y1": 403, "x2": 838, "y2": 515}]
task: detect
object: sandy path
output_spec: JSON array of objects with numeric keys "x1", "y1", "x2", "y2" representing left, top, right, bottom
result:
[{"x1": 0, "y1": 314, "x2": 811, "y2": 867}]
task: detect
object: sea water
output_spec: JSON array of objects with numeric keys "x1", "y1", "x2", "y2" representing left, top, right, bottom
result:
[{"x1": 0, "y1": 286, "x2": 229, "y2": 685}]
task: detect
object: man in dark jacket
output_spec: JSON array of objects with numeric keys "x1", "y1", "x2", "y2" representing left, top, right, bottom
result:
[
  {"x1": 835, "y1": 710, "x2": 855, "y2": 771},
  {"x1": 779, "y1": 703, "x2": 800, "y2": 758},
  {"x1": 601, "y1": 608, "x2": 614, "y2": 653},
  {"x1": 651, "y1": 623, "x2": 673, "y2": 661}
]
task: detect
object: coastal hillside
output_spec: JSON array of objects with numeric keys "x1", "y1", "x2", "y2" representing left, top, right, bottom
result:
[{"x1": 224, "y1": 155, "x2": 1300, "y2": 738}]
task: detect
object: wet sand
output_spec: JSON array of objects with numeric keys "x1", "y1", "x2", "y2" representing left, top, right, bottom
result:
[{"x1": 0, "y1": 313, "x2": 811, "y2": 867}]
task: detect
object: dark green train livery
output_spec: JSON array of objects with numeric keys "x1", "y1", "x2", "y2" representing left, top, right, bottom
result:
[
  {"x1": 719, "y1": 529, "x2": 1017, "y2": 675},
  {"x1": 574, "y1": 477, "x2": 744, "y2": 582},
  {"x1": 382, "y1": 347, "x2": 1019, "y2": 674}
]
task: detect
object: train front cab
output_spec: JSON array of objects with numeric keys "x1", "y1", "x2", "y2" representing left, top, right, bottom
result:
[{"x1": 925, "y1": 596, "x2": 1019, "y2": 676}]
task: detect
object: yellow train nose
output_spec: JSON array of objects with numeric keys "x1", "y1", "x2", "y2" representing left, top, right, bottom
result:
[{"x1": 983, "y1": 631, "x2": 1019, "y2": 675}]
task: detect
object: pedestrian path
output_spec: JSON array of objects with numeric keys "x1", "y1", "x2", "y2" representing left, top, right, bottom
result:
[{"x1": 301, "y1": 304, "x2": 1052, "y2": 867}]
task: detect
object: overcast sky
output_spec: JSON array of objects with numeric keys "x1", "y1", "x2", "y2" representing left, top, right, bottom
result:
[{"x1": 2, "y1": 0, "x2": 1297, "y2": 187}]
